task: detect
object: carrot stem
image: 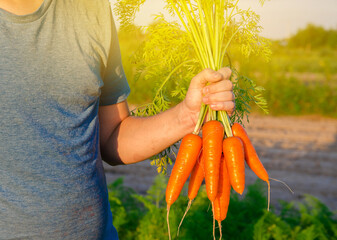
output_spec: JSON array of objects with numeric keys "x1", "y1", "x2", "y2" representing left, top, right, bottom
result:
[
  {"x1": 193, "y1": 104, "x2": 209, "y2": 135},
  {"x1": 219, "y1": 110, "x2": 232, "y2": 137},
  {"x1": 209, "y1": 108, "x2": 216, "y2": 121}
]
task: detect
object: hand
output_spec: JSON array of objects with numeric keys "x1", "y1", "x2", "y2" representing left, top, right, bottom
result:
[{"x1": 181, "y1": 67, "x2": 235, "y2": 125}]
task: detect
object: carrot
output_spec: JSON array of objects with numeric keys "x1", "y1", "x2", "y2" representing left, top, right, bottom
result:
[
  {"x1": 231, "y1": 123, "x2": 295, "y2": 211},
  {"x1": 231, "y1": 123, "x2": 269, "y2": 182},
  {"x1": 177, "y1": 150, "x2": 205, "y2": 235},
  {"x1": 187, "y1": 150, "x2": 205, "y2": 200},
  {"x1": 202, "y1": 120, "x2": 224, "y2": 202},
  {"x1": 166, "y1": 133, "x2": 202, "y2": 240},
  {"x1": 223, "y1": 136, "x2": 245, "y2": 195},
  {"x1": 202, "y1": 120, "x2": 223, "y2": 240},
  {"x1": 213, "y1": 155, "x2": 231, "y2": 240},
  {"x1": 231, "y1": 122, "x2": 270, "y2": 209}
]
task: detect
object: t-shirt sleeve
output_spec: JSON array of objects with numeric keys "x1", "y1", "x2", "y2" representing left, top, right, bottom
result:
[{"x1": 99, "y1": 6, "x2": 130, "y2": 106}]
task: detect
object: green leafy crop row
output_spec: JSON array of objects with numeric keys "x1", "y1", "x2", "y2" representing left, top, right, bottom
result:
[{"x1": 108, "y1": 176, "x2": 337, "y2": 240}]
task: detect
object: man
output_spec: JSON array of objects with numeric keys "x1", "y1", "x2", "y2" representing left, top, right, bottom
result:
[{"x1": 0, "y1": 0, "x2": 234, "y2": 239}]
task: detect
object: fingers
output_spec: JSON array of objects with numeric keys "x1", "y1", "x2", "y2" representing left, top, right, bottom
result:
[
  {"x1": 204, "y1": 93, "x2": 235, "y2": 114},
  {"x1": 203, "y1": 91, "x2": 234, "y2": 104},
  {"x1": 200, "y1": 67, "x2": 235, "y2": 115},
  {"x1": 189, "y1": 68, "x2": 223, "y2": 89},
  {"x1": 217, "y1": 67, "x2": 232, "y2": 81},
  {"x1": 186, "y1": 67, "x2": 235, "y2": 115},
  {"x1": 202, "y1": 79, "x2": 233, "y2": 95}
]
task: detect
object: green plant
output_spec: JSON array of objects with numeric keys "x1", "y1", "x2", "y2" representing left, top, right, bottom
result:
[
  {"x1": 108, "y1": 177, "x2": 337, "y2": 240},
  {"x1": 107, "y1": 178, "x2": 145, "y2": 239}
]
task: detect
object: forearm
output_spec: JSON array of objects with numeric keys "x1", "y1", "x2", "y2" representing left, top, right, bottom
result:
[
  {"x1": 101, "y1": 102, "x2": 196, "y2": 165},
  {"x1": 100, "y1": 68, "x2": 234, "y2": 165}
]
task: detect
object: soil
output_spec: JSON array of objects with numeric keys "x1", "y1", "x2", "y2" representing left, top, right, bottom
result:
[{"x1": 103, "y1": 114, "x2": 337, "y2": 211}]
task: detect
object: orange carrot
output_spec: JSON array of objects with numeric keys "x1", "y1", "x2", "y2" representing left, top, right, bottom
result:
[
  {"x1": 202, "y1": 120, "x2": 224, "y2": 202},
  {"x1": 202, "y1": 120, "x2": 224, "y2": 240},
  {"x1": 223, "y1": 136, "x2": 245, "y2": 195},
  {"x1": 187, "y1": 150, "x2": 205, "y2": 200},
  {"x1": 166, "y1": 133, "x2": 202, "y2": 240},
  {"x1": 231, "y1": 122, "x2": 270, "y2": 209},
  {"x1": 177, "y1": 151, "x2": 205, "y2": 235},
  {"x1": 231, "y1": 123, "x2": 295, "y2": 211},
  {"x1": 213, "y1": 155, "x2": 231, "y2": 240},
  {"x1": 231, "y1": 123, "x2": 269, "y2": 182}
]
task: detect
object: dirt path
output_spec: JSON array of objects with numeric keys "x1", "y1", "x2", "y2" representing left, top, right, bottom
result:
[{"x1": 104, "y1": 115, "x2": 337, "y2": 211}]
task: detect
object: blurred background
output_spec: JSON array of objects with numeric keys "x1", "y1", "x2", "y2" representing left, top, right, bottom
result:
[
  {"x1": 112, "y1": 0, "x2": 337, "y2": 117},
  {"x1": 104, "y1": 1, "x2": 337, "y2": 238}
]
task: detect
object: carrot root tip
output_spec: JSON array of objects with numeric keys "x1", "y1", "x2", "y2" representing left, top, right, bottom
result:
[
  {"x1": 236, "y1": 188, "x2": 244, "y2": 195},
  {"x1": 177, "y1": 199, "x2": 192, "y2": 236},
  {"x1": 267, "y1": 180, "x2": 270, "y2": 211},
  {"x1": 269, "y1": 177, "x2": 294, "y2": 195},
  {"x1": 212, "y1": 202, "x2": 216, "y2": 240},
  {"x1": 218, "y1": 220, "x2": 222, "y2": 240},
  {"x1": 167, "y1": 205, "x2": 171, "y2": 240}
]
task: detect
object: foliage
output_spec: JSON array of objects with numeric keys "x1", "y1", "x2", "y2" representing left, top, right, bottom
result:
[
  {"x1": 130, "y1": 16, "x2": 198, "y2": 116},
  {"x1": 288, "y1": 24, "x2": 337, "y2": 49},
  {"x1": 233, "y1": 43, "x2": 337, "y2": 118},
  {"x1": 107, "y1": 178, "x2": 145, "y2": 239},
  {"x1": 262, "y1": 75, "x2": 337, "y2": 118},
  {"x1": 231, "y1": 69, "x2": 269, "y2": 125},
  {"x1": 108, "y1": 176, "x2": 337, "y2": 240},
  {"x1": 113, "y1": 0, "x2": 146, "y2": 31}
]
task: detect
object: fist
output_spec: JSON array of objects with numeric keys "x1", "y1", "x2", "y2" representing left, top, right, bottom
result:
[{"x1": 184, "y1": 67, "x2": 235, "y2": 117}]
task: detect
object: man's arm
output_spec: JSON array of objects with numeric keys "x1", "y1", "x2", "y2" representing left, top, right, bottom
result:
[{"x1": 99, "y1": 68, "x2": 234, "y2": 165}]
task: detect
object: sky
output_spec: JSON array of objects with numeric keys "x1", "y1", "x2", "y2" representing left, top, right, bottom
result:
[{"x1": 110, "y1": 0, "x2": 337, "y2": 40}]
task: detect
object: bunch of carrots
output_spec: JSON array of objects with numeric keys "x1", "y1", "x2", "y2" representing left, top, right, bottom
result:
[
  {"x1": 161, "y1": 1, "x2": 291, "y2": 239},
  {"x1": 165, "y1": 107, "x2": 272, "y2": 240}
]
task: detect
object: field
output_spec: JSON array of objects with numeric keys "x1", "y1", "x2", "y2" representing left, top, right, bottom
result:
[{"x1": 104, "y1": 25, "x2": 337, "y2": 239}]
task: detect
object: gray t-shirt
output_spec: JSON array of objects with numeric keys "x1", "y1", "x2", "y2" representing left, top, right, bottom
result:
[{"x1": 0, "y1": 0, "x2": 130, "y2": 239}]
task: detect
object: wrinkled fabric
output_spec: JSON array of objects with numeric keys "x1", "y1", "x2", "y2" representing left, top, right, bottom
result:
[{"x1": 0, "y1": 0, "x2": 130, "y2": 239}]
